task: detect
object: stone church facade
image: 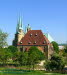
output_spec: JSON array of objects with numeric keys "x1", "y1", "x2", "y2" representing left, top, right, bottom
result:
[{"x1": 13, "y1": 17, "x2": 54, "y2": 59}]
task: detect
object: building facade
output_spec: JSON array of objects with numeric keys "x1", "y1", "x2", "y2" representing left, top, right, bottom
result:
[{"x1": 13, "y1": 17, "x2": 54, "y2": 59}]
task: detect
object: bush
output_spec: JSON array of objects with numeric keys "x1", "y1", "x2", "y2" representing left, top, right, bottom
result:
[
  {"x1": 51, "y1": 41, "x2": 59, "y2": 53},
  {"x1": 45, "y1": 54, "x2": 65, "y2": 71}
]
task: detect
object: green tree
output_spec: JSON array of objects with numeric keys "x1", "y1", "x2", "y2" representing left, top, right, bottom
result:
[
  {"x1": 0, "y1": 29, "x2": 8, "y2": 48},
  {"x1": 28, "y1": 46, "x2": 45, "y2": 70},
  {"x1": 0, "y1": 29, "x2": 9, "y2": 65},
  {"x1": 8, "y1": 46, "x2": 18, "y2": 53},
  {"x1": 45, "y1": 54, "x2": 65, "y2": 71},
  {"x1": 0, "y1": 48, "x2": 11, "y2": 65},
  {"x1": 64, "y1": 45, "x2": 67, "y2": 53},
  {"x1": 51, "y1": 41, "x2": 59, "y2": 53},
  {"x1": 17, "y1": 52, "x2": 28, "y2": 66},
  {"x1": 63, "y1": 45, "x2": 67, "y2": 65},
  {"x1": 8, "y1": 46, "x2": 18, "y2": 60}
]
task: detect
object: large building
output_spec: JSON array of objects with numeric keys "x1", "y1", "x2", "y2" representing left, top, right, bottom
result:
[{"x1": 13, "y1": 17, "x2": 54, "y2": 59}]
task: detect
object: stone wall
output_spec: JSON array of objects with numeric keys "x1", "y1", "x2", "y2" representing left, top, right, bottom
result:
[{"x1": 17, "y1": 45, "x2": 51, "y2": 59}]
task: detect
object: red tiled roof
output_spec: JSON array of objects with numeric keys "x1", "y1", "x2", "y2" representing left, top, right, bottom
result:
[{"x1": 18, "y1": 30, "x2": 50, "y2": 46}]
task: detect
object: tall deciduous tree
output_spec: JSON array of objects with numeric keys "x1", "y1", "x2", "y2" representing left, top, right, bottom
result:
[
  {"x1": 28, "y1": 46, "x2": 45, "y2": 70},
  {"x1": 0, "y1": 29, "x2": 8, "y2": 48},
  {"x1": 51, "y1": 41, "x2": 59, "y2": 53}
]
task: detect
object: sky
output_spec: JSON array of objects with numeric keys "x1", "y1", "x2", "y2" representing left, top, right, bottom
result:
[{"x1": 0, "y1": 0, "x2": 67, "y2": 45}]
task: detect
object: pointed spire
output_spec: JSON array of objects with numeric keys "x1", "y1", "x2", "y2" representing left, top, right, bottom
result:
[
  {"x1": 25, "y1": 26, "x2": 27, "y2": 33},
  {"x1": 16, "y1": 16, "x2": 23, "y2": 33},
  {"x1": 27, "y1": 24, "x2": 31, "y2": 29},
  {"x1": 18, "y1": 16, "x2": 22, "y2": 29},
  {"x1": 26, "y1": 24, "x2": 32, "y2": 32}
]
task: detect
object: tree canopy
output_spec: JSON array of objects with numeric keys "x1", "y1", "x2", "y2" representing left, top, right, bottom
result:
[
  {"x1": 51, "y1": 41, "x2": 59, "y2": 53},
  {"x1": 17, "y1": 52, "x2": 28, "y2": 65},
  {"x1": 28, "y1": 46, "x2": 45, "y2": 69},
  {"x1": 8, "y1": 46, "x2": 18, "y2": 53},
  {"x1": 0, "y1": 29, "x2": 8, "y2": 48},
  {"x1": 64, "y1": 45, "x2": 67, "y2": 53},
  {"x1": 15, "y1": 46, "x2": 45, "y2": 70},
  {"x1": 8, "y1": 45, "x2": 18, "y2": 58},
  {"x1": 0, "y1": 48, "x2": 11, "y2": 64},
  {"x1": 45, "y1": 54, "x2": 65, "y2": 71}
]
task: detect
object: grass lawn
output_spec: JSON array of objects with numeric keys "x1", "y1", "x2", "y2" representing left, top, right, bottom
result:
[
  {"x1": 0, "y1": 70, "x2": 67, "y2": 75},
  {"x1": 0, "y1": 67, "x2": 67, "y2": 75}
]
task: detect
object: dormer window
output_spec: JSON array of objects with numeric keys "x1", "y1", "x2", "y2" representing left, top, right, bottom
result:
[
  {"x1": 34, "y1": 41, "x2": 36, "y2": 44},
  {"x1": 30, "y1": 34, "x2": 32, "y2": 36},
  {"x1": 20, "y1": 42, "x2": 22, "y2": 44},
  {"x1": 43, "y1": 41, "x2": 46, "y2": 44},
  {"x1": 28, "y1": 42, "x2": 31, "y2": 44},
  {"x1": 35, "y1": 33, "x2": 37, "y2": 36}
]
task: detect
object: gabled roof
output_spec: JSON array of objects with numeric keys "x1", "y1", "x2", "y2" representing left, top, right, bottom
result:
[
  {"x1": 18, "y1": 30, "x2": 50, "y2": 46},
  {"x1": 44, "y1": 33, "x2": 54, "y2": 42}
]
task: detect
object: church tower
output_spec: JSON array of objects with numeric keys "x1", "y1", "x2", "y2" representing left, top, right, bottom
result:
[
  {"x1": 13, "y1": 17, "x2": 24, "y2": 46},
  {"x1": 25, "y1": 24, "x2": 32, "y2": 33}
]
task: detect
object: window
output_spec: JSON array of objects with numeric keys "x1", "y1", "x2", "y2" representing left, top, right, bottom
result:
[
  {"x1": 25, "y1": 48, "x2": 27, "y2": 51},
  {"x1": 44, "y1": 46, "x2": 47, "y2": 52},
  {"x1": 20, "y1": 42, "x2": 22, "y2": 44},
  {"x1": 28, "y1": 42, "x2": 31, "y2": 44},
  {"x1": 35, "y1": 33, "x2": 37, "y2": 36},
  {"x1": 30, "y1": 34, "x2": 32, "y2": 36},
  {"x1": 34, "y1": 41, "x2": 36, "y2": 44},
  {"x1": 20, "y1": 47, "x2": 23, "y2": 51},
  {"x1": 43, "y1": 41, "x2": 46, "y2": 44}
]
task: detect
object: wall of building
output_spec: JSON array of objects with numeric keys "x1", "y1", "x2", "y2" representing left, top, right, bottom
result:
[
  {"x1": 48, "y1": 44, "x2": 54, "y2": 59},
  {"x1": 17, "y1": 45, "x2": 50, "y2": 59}
]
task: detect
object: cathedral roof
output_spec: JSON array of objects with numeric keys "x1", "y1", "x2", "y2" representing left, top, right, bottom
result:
[
  {"x1": 18, "y1": 30, "x2": 50, "y2": 46},
  {"x1": 44, "y1": 33, "x2": 54, "y2": 43}
]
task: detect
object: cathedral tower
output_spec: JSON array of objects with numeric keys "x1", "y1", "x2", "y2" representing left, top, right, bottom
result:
[
  {"x1": 13, "y1": 17, "x2": 24, "y2": 46},
  {"x1": 25, "y1": 24, "x2": 32, "y2": 33}
]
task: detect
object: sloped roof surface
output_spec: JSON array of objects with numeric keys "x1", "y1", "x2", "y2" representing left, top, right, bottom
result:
[
  {"x1": 44, "y1": 33, "x2": 54, "y2": 42},
  {"x1": 18, "y1": 30, "x2": 50, "y2": 46}
]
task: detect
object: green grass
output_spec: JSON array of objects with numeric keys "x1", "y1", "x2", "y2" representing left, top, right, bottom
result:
[
  {"x1": 0, "y1": 70, "x2": 67, "y2": 75},
  {"x1": 0, "y1": 67, "x2": 67, "y2": 75}
]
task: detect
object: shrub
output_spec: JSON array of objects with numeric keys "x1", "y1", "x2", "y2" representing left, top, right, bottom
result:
[{"x1": 45, "y1": 54, "x2": 65, "y2": 71}]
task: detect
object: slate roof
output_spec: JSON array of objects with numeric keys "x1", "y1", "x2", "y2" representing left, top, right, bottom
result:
[{"x1": 18, "y1": 30, "x2": 50, "y2": 46}]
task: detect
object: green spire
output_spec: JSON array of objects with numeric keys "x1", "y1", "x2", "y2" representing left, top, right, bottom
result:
[
  {"x1": 25, "y1": 26, "x2": 27, "y2": 33},
  {"x1": 26, "y1": 24, "x2": 32, "y2": 32},
  {"x1": 16, "y1": 16, "x2": 23, "y2": 33},
  {"x1": 27, "y1": 24, "x2": 31, "y2": 29},
  {"x1": 18, "y1": 16, "x2": 22, "y2": 29}
]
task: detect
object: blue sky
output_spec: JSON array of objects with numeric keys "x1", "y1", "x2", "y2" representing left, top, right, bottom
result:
[{"x1": 0, "y1": 0, "x2": 67, "y2": 45}]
